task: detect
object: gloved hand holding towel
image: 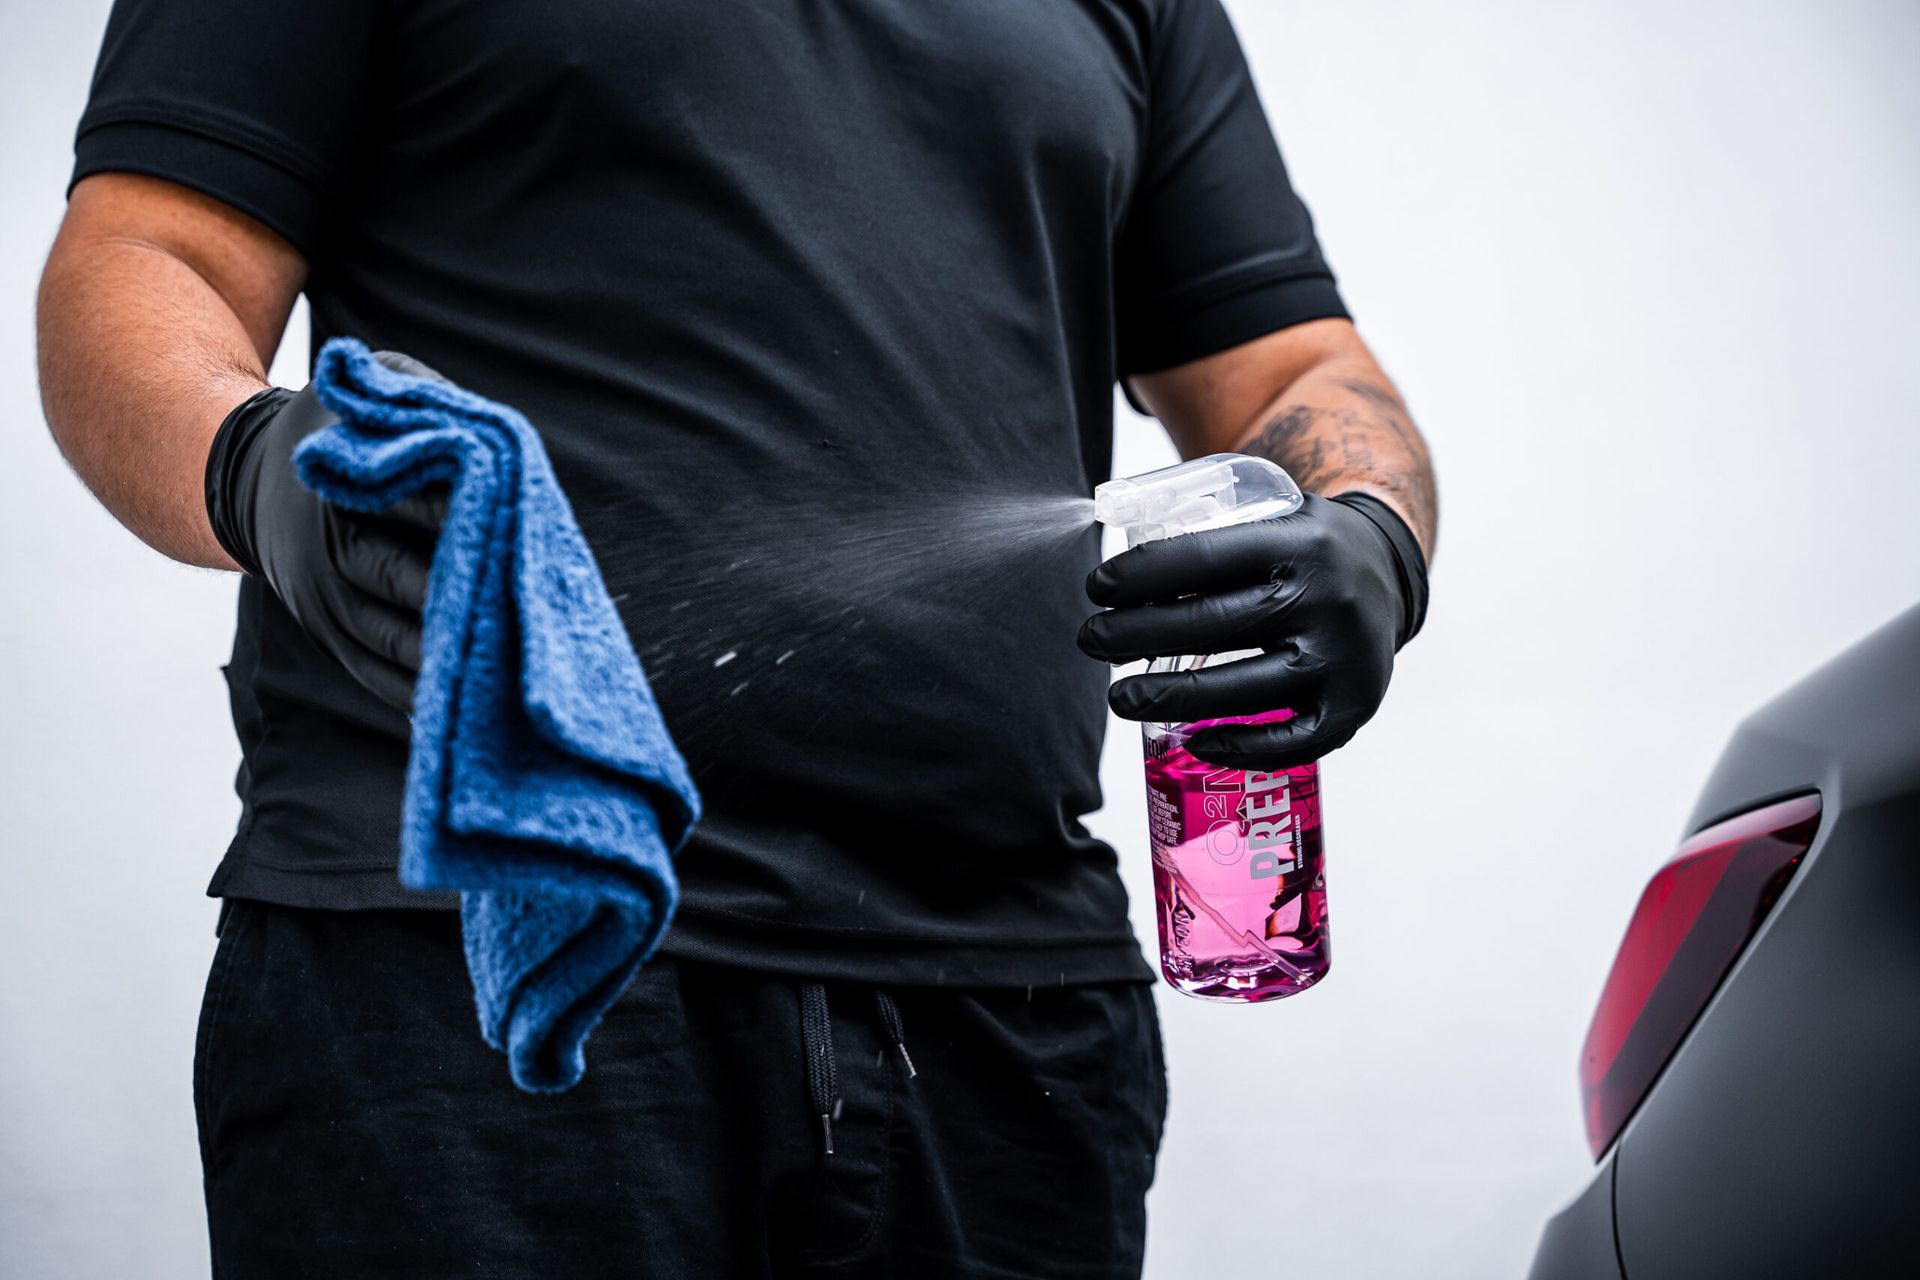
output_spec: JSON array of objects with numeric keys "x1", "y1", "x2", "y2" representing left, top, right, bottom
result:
[{"x1": 293, "y1": 337, "x2": 700, "y2": 1093}]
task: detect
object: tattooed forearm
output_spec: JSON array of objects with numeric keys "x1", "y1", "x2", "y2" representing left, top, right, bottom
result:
[{"x1": 1238, "y1": 367, "x2": 1437, "y2": 558}]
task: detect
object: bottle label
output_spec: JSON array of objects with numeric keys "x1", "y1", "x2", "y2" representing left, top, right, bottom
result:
[
  {"x1": 1143, "y1": 716, "x2": 1329, "y2": 1000},
  {"x1": 1241, "y1": 769, "x2": 1300, "y2": 878}
]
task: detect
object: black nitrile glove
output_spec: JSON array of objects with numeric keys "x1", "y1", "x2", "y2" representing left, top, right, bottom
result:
[
  {"x1": 1078, "y1": 491, "x2": 1428, "y2": 771},
  {"x1": 204, "y1": 351, "x2": 448, "y2": 712}
]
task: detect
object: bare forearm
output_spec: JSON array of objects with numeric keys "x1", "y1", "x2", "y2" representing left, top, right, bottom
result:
[
  {"x1": 38, "y1": 176, "x2": 307, "y2": 569},
  {"x1": 37, "y1": 237, "x2": 272, "y2": 568},
  {"x1": 1234, "y1": 357, "x2": 1438, "y2": 561}
]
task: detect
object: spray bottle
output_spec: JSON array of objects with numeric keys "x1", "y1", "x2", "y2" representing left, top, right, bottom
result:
[{"x1": 1093, "y1": 453, "x2": 1329, "y2": 1002}]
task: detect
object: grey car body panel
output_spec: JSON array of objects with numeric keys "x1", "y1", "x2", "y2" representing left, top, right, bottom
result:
[
  {"x1": 1532, "y1": 603, "x2": 1920, "y2": 1279},
  {"x1": 1527, "y1": 1156, "x2": 1622, "y2": 1280},
  {"x1": 1686, "y1": 602, "x2": 1920, "y2": 834}
]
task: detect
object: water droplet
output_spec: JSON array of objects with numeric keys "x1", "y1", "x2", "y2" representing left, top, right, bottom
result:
[{"x1": 714, "y1": 650, "x2": 737, "y2": 667}]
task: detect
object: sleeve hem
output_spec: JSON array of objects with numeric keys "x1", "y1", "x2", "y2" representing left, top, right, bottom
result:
[
  {"x1": 77, "y1": 101, "x2": 340, "y2": 189},
  {"x1": 1118, "y1": 269, "x2": 1349, "y2": 381},
  {"x1": 70, "y1": 113, "x2": 331, "y2": 257}
]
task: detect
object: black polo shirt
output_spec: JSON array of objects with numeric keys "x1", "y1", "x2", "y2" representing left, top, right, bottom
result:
[{"x1": 72, "y1": 0, "x2": 1347, "y2": 985}]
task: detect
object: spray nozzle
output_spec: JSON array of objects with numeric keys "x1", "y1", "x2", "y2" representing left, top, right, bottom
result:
[{"x1": 1093, "y1": 453, "x2": 1304, "y2": 547}]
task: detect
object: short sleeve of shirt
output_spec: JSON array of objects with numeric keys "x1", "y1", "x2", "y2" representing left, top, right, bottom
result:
[
  {"x1": 69, "y1": 0, "x2": 378, "y2": 257},
  {"x1": 1115, "y1": 0, "x2": 1348, "y2": 376}
]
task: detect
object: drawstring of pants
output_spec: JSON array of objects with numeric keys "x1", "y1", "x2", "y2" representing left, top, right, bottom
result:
[
  {"x1": 798, "y1": 982, "x2": 841, "y2": 1155},
  {"x1": 798, "y1": 983, "x2": 916, "y2": 1156},
  {"x1": 874, "y1": 991, "x2": 916, "y2": 1080}
]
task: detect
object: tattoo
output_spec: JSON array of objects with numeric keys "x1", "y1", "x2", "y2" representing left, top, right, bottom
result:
[
  {"x1": 1241, "y1": 373, "x2": 1438, "y2": 554},
  {"x1": 1334, "y1": 375, "x2": 1407, "y2": 415},
  {"x1": 1245, "y1": 405, "x2": 1330, "y2": 482}
]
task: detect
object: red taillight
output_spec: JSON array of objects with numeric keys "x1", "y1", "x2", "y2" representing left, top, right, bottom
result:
[{"x1": 1579, "y1": 793, "x2": 1821, "y2": 1159}]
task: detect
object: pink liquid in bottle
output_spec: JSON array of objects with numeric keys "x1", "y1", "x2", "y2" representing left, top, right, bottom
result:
[{"x1": 1142, "y1": 709, "x2": 1329, "y2": 1002}]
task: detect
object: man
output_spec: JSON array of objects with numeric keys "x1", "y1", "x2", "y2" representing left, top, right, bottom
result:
[{"x1": 38, "y1": 0, "x2": 1436, "y2": 1276}]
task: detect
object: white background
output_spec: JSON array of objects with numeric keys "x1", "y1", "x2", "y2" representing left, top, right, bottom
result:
[{"x1": 4, "y1": 2, "x2": 1918, "y2": 1277}]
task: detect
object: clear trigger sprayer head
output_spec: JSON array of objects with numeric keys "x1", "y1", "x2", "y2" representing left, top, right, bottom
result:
[{"x1": 1093, "y1": 453, "x2": 1304, "y2": 547}]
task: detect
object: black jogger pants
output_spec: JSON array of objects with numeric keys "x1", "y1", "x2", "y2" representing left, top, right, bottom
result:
[{"x1": 196, "y1": 901, "x2": 1168, "y2": 1278}]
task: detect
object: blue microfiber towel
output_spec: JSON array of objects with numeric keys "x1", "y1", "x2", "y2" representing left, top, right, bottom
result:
[{"x1": 293, "y1": 337, "x2": 700, "y2": 1093}]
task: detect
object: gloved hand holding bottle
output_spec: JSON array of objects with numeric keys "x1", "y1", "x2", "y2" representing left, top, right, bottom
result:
[
  {"x1": 1079, "y1": 454, "x2": 1428, "y2": 1002},
  {"x1": 203, "y1": 351, "x2": 449, "y2": 712},
  {"x1": 1079, "y1": 485, "x2": 1426, "y2": 768}
]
